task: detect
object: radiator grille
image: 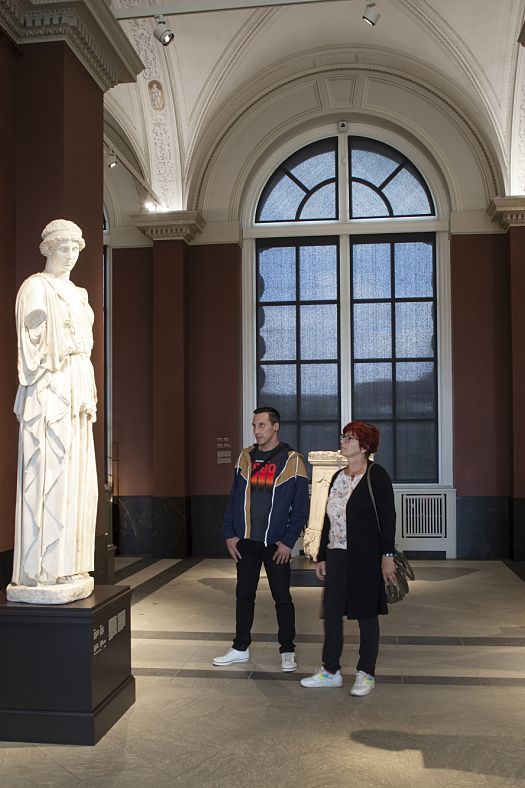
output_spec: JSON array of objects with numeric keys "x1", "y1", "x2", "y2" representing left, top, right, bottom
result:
[{"x1": 402, "y1": 494, "x2": 446, "y2": 538}]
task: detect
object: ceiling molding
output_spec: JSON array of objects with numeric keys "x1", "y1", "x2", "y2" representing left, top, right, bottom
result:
[
  {"x1": 487, "y1": 196, "x2": 525, "y2": 229},
  {"x1": 132, "y1": 210, "x2": 205, "y2": 242},
  {"x1": 112, "y1": 0, "x2": 338, "y2": 20},
  {"x1": 0, "y1": 0, "x2": 144, "y2": 90}
]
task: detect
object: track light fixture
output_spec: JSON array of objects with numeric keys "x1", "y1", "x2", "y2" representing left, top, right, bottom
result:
[
  {"x1": 153, "y1": 15, "x2": 174, "y2": 46},
  {"x1": 106, "y1": 152, "x2": 118, "y2": 169},
  {"x1": 362, "y1": 0, "x2": 380, "y2": 26}
]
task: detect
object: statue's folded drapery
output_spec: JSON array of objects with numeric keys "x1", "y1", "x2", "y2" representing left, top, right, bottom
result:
[{"x1": 12, "y1": 272, "x2": 97, "y2": 586}]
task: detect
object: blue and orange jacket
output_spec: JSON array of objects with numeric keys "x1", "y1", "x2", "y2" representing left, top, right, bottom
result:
[{"x1": 224, "y1": 443, "x2": 309, "y2": 549}]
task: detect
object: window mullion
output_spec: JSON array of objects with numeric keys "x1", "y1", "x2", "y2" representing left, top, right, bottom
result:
[{"x1": 340, "y1": 234, "x2": 352, "y2": 427}]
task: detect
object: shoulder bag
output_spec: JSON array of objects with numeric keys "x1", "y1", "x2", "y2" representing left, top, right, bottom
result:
[{"x1": 366, "y1": 463, "x2": 415, "y2": 603}]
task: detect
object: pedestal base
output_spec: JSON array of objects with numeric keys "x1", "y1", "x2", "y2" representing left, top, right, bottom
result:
[
  {"x1": 0, "y1": 585, "x2": 135, "y2": 745},
  {"x1": 6, "y1": 575, "x2": 94, "y2": 604}
]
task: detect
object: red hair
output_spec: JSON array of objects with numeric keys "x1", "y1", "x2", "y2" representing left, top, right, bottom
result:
[{"x1": 342, "y1": 421, "x2": 380, "y2": 455}]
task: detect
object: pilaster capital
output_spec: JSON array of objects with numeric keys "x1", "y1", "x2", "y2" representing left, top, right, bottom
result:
[
  {"x1": 487, "y1": 196, "x2": 525, "y2": 230},
  {"x1": 132, "y1": 211, "x2": 206, "y2": 243},
  {"x1": 0, "y1": 0, "x2": 143, "y2": 91}
]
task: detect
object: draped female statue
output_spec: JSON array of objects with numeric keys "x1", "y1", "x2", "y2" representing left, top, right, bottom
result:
[{"x1": 7, "y1": 219, "x2": 98, "y2": 604}]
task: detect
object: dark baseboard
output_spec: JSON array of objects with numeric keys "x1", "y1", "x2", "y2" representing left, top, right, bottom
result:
[
  {"x1": 113, "y1": 496, "x2": 191, "y2": 558},
  {"x1": 0, "y1": 549, "x2": 13, "y2": 591},
  {"x1": 190, "y1": 495, "x2": 230, "y2": 557},
  {"x1": 456, "y1": 496, "x2": 510, "y2": 559}
]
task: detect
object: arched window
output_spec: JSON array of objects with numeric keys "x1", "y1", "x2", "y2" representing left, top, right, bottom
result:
[
  {"x1": 256, "y1": 138, "x2": 338, "y2": 222},
  {"x1": 253, "y1": 134, "x2": 439, "y2": 483},
  {"x1": 349, "y1": 137, "x2": 433, "y2": 218}
]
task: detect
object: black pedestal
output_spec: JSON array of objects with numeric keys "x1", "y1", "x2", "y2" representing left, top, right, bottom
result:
[{"x1": 0, "y1": 585, "x2": 135, "y2": 745}]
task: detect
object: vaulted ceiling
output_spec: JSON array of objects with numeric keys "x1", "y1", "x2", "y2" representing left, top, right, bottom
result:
[{"x1": 104, "y1": 0, "x2": 525, "y2": 222}]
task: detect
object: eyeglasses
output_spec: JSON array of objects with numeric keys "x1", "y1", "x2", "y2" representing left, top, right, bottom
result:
[{"x1": 340, "y1": 434, "x2": 357, "y2": 443}]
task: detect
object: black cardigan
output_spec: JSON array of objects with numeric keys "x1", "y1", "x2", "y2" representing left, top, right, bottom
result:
[{"x1": 318, "y1": 461, "x2": 396, "y2": 619}]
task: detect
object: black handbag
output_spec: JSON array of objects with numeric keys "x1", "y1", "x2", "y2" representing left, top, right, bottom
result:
[{"x1": 366, "y1": 463, "x2": 415, "y2": 603}]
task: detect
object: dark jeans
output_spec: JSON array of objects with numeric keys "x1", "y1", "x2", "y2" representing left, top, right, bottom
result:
[
  {"x1": 322, "y1": 548, "x2": 380, "y2": 676},
  {"x1": 233, "y1": 539, "x2": 296, "y2": 654}
]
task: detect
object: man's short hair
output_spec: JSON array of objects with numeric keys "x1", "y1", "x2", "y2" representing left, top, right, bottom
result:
[{"x1": 253, "y1": 406, "x2": 281, "y2": 425}]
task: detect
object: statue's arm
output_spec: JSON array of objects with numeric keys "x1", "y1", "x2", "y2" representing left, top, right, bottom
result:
[{"x1": 20, "y1": 279, "x2": 47, "y2": 344}]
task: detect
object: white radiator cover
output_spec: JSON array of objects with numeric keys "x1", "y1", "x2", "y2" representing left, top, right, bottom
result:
[{"x1": 394, "y1": 486, "x2": 456, "y2": 558}]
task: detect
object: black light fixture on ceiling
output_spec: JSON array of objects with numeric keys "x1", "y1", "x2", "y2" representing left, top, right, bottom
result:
[
  {"x1": 153, "y1": 15, "x2": 175, "y2": 45},
  {"x1": 106, "y1": 151, "x2": 118, "y2": 169},
  {"x1": 362, "y1": 0, "x2": 380, "y2": 26}
]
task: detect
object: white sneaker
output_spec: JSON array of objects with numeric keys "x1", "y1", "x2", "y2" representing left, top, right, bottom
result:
[
  {"x1": 300, "y1": 668, "x2": 343, "y2": 688},
  {"x1": 281, "y1": 652, "x2": 297, "y2": 672},
  {"x1": 350, "y1": 670, "x2": 375, "y2": 696},
  {"x1": 212, "y1": 648, "x2": 250, "y2": 666}
]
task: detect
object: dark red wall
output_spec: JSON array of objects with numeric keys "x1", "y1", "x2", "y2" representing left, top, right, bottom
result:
[
  {"x1": 188, "y1": 244, "x2": 242, "y2": 496},
  {"x1": 112, "y1": 247, "x2": 153, "y2": 496},
  {"x1": 451, "y1": 233, "x2": 510, "y2": 496},
  {"x1": 508, "y1": 226, "x2": 525, "y2": 497},
  {"x1": 152, "y1": 240, "x2": 188, "y2": 498},
  {"x1": 110, "y1": 242, "x2": 242, "y2": 501},
  {"x1": 0, "y1": 35, "x2": 19, "y2": 551}
]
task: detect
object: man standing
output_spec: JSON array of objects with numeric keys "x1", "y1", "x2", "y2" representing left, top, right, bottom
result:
[{"x1": 213, "y1": 407, "x2": 309, "y2": 672}]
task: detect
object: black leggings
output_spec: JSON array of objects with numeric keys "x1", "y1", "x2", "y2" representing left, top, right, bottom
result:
[{"x1": 322, "y1": 548, "x2": 380, "y2": 676}]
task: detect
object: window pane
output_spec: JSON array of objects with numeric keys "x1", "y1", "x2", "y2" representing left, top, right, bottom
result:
[
  {"x1": 288, "y1": 148, "x2": 336, "y2": 190},
  {"x1": 383, "y1": 167, "x2": 432, "y2": 216},
  {"x1": 279, "y1": 421, "x2": 298, "y2": 451},
  {"x1": 258, "y1": 246, "x2": 296, "y2": 302},
  {"x1": 395, "y1": 241, "x2": 433, "y2": 298},
  {"x1": 374, "y1": 422, "x2": 393, "y2": 478},
  {"x1": 396, "y1": 422, "x2": 437, "y2": 481},
  {"x1": 351, "y1": 182, "x2": 389, "y2": 218},
  {"x1": 258, "y1": 365, "x2": 296, "y2": 420},
  {"x1": 395, "y1": 302, "x2": 434, "y2": 358},
  {"x1": 257, "y1": 173, "x2": 305, "y2": 221},
  {"x1": 396, "y1": 362, "x2": 435, "y2": 418},
  {"x1": 258, "y1": 305, "x2": 296, "y2": 360},
  {"x1": 353, "y1": 362, "x2": 393, "y2": 418},
  {"x1": 352, "y1": 243, "x2": 391, "y2": 299},
  {"x1": 351, "y1": 140, "x2": 402, "y2": 186},
  {"x1": 300, "y1": 245, "x2": 337, "y2": 301},
  {"x1": 299, "y1": 421, "x2": 340, "y2": 459},
  {"x1": 353, "y1": 303, "x2": 392, "y2": 359},
  {"x1": 300, "y1": 304, "x2": 338, "y2": 360},
  {"x1": 301, "y1": 364, "x2": 338, "y2": 419},
  {"x1": 299, "y1": 182, "x2": 337, "y2": 220}
]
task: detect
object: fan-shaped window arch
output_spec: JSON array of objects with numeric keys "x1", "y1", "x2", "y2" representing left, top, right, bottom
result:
[
  {"x1": 256, "y1": 138, "x2": 338, "y2": 222},
  {"x1": 349, "y1": 137, "x2": 434, "y2": 218}
]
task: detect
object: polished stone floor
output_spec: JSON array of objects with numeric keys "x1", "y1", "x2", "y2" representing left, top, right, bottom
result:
[{"x1": 1, "y1": 557, "x2": 525, "y2": 787}]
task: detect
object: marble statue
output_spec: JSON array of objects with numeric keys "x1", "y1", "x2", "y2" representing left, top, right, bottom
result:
[
  {"x1": 7, "y1": 220, "x2": 98, "y2": 604},
  {"x1": 302, "y1": 450, "x2": 348, "y2": 561}
]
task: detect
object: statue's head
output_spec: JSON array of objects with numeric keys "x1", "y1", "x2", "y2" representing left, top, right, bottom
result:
[{"x1": 39, "y1": 219, "x2": 86, "y2": 257}]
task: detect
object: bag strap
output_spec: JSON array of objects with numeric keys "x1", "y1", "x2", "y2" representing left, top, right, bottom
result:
[
  {"x1": 250, "y1": 443, "x2": 288, "y2": 479},
  {"x1": 366, "y1": 462, "x2": 382, "y2": 536}
]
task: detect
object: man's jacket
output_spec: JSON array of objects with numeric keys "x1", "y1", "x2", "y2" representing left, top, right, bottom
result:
[{"x1": 224, "y1": 443, "x2": 309, "y2": 548}]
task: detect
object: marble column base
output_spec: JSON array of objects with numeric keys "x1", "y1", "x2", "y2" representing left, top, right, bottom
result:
[{"x1": 6, "y1": 575, "x2": 94, "y2": 604}]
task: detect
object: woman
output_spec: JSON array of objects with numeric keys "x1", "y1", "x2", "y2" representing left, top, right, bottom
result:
[
  {"x1": 8, "y1": 219, "x2": 97, "y2": 601},
  {"x1": 301, "y1": 421, "x2": 396, "y2": 696}
]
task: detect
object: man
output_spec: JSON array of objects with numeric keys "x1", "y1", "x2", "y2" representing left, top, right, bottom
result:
[{"x1": 213, "y1": 406, "x2": 309, "y2": 672}]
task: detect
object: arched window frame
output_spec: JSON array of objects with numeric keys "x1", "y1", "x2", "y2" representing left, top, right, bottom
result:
[{"x1": 241, "y1": 124, "x2": 453, "y2": 488}]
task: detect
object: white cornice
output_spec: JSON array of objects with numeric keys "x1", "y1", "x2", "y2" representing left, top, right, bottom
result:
[
  {"x1": 487, "y1": 196, "x2": 525, "y2": 230},
  {"x1": 0, "y1": 0, "x2": 144, "y2": 91},
  {"x1": 132, "y1": 210, "x2": 206, "y2": 243}
]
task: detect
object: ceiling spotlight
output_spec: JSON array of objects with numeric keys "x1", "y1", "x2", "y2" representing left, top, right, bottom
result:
[
  {"x1": 106, "y1": 152, "x2": 118, "y2": 169},
  {"x1": 153, "y1": 15, "x2": 174, "y2": 46},
  {"x1": 363, "y1": 1, "x2": 380, "y2": 26}
]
